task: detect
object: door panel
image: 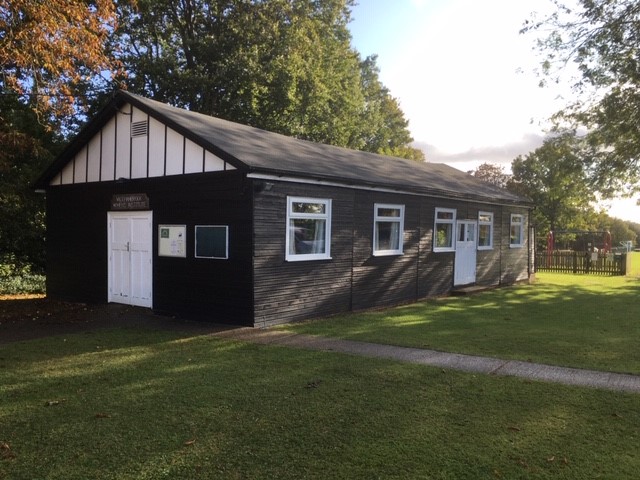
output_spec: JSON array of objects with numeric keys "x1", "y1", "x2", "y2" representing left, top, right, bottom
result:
[
  {"x1": 108, "y1": 212, "x2": 152, "y2": 308},
  {"x1": 454, "y1": 220, "x2": 477, "y2": 286}
]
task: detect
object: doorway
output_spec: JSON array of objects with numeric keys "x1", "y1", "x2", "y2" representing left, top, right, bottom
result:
[
  {"x1": 107, "y1": 211, "x2": 153, "y2": 308},
  {"x1": 454, "y1": 220, "x2": 477, "y2": 286}
]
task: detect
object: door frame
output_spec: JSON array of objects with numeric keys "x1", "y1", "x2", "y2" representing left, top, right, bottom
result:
[
  {"x1": 107, "y1": 210, "x2": 153, "y2": 308},
  {"x1": 454, "y1": 219, "x2": 477, "y2": 286}
]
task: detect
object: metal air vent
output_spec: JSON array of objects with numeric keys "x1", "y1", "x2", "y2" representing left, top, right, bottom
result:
[{"x1": 131, "y1": 121, "x2": 148, "y2": 138}]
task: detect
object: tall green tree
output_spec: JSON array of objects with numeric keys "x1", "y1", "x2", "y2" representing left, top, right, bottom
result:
[
  {"x1": 354, "y1": 55, "x2": 424, "y2": 159},
  {"x1": 522, "y1": 0, "x2": 640, "y2": 198},
  {"x1": 509, "y1": 132, "x2": 597, "y2": 233},
  {"x1": 0, "y1": 96, "x2": 57, "y2": 270},
  {"x1": 114, "y1": 0, "x2": 423, "y2": 158}
]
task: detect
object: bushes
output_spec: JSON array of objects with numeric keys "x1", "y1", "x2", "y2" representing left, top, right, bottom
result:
[{"x1": 0, "y1": 261, "x2": 45, "y2": 295}]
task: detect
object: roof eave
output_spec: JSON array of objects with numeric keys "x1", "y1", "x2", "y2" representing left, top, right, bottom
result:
[{"x1": 248, "y1": 166, "x2": 534, "y2": 208}]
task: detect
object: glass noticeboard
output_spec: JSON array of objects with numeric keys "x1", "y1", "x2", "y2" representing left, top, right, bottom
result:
[{"x1": 158, "y1": 225, "x2": 186, "y2": 257}]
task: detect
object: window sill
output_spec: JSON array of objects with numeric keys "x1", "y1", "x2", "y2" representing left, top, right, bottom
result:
[
  {"x1": 373, "y1": 251, "x2": 403, "y2": 257},
  {"x1": 285, "y1": 255, "x2": 333, "y2": 262}
]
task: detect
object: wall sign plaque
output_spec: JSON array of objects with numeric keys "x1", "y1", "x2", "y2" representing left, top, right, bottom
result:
[{"x1": 111, "y1": 193, "x2": 150, "y2": 210}]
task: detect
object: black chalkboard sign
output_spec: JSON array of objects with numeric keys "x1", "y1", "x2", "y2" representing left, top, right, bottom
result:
[{"x1": 195, "y1": 225, "x2": 228, "y2": 259}]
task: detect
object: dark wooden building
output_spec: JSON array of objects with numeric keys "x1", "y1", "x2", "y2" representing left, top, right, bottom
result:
[{"x1": 35, "y1": 91, "x2": 534, "y2": 327}]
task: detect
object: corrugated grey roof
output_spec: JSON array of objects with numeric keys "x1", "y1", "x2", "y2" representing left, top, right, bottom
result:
[{"x1": 36, "y1": 90, "x2": 531, "y2": 206}]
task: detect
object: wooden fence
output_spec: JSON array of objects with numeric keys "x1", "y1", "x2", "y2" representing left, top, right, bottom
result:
[{"x1": 535, "y1": 251, "x2": 626, "y2": 275}]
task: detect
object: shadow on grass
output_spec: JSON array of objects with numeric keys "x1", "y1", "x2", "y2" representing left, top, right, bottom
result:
[{"x1": 2, "y1": 328, "x2": 640, "y2": 480}]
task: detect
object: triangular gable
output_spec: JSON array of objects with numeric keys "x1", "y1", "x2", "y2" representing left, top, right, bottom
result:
[{"x1": 46, "y1": 101, "x2": 236, "y2": 187}]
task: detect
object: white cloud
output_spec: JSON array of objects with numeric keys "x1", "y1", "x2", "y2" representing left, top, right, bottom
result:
[{"x1": 370, "y1": 0, "x2": 560, "y2": 154}]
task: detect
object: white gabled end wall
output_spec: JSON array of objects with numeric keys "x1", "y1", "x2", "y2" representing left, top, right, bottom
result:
[{"x1": 50, "y1": 103, "x2": 236, "y2": 186}]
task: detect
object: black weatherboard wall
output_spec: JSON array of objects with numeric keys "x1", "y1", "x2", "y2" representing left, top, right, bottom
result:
[
  {"x1": 46, "y1": 170, "x2": 254, "y2": 325},
  {"x1": 251, "y1": 180, "x2": 531, "y2": 327}
]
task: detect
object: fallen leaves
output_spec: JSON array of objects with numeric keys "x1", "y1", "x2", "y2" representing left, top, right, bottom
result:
[
  {"x1": 0, "y1": 442, "x2": 16, "y2": 460},
  {"x1": 305, "y1": 379, "x2": 322, "y2": 389}
]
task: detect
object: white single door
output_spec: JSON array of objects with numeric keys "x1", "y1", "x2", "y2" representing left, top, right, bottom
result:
[
  {"x1": 454, "y1": 220, "x2": 477, "y2": 286},
  {"x1": 108, "y1": 211, "x2": 153, "y2": 308}
]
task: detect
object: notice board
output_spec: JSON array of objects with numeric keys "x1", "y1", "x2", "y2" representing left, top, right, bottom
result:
[{"x1": 158, "y1": 225, "x2": 186, "y2": 257}]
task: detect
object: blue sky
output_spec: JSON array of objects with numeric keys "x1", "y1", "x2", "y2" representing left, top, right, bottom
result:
[{"x1": 347, "y1": 0, "x2": 640, "y2": 223}]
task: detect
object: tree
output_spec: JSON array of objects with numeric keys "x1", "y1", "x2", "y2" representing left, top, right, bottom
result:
[
  {"x1": 593, "y1": 212, "x2": 638, "y2": 248},
  {"x1": 0, "y1": 0, "x2": 121, "y2": 128},
  {"x1": 0, "y1": 96, "x2": 57, "y2": 270},
  {"x1": 114, "y1": 0, "x2": 423, "y2": 159},
  {"x1": 469, "y1": 162, "x2": 510, "y2": 189},
  {"x1": 509, "y1": 132, "x2": 597, "y2": 233},
  {"x1": 0, "y1": 0, "x2": 121, "y2": 270},
  {"x1": 522, "y1": 0, "x2": 640, "y2": 199},
  {"x1": 354, "y1": 55, "x2": 424, "y2": 160}
]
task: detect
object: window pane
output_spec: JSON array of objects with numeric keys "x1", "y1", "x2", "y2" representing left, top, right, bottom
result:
[
  {"x1": 479, "y1": 213, "x2": 491, "y2": 223},
  {"x1": 290, "y1": 219, "x2": 326, "y2": 255},
  {"x1": 437, "y1": 210, "x2": 454, "y2": 220},
  {"x1": 457, "y1": 223, "x2": 465, "y2": 242},
  {"x1": 510, "y1": 225, "x2": 522, "y2": 245},
  {"x1": 377, "y1": 207, "x2": 401, "y2": 218},
  {"x1": 436, "y1": 223, "x2": 452, "y2": 248},
  {"x1": 376, "y1": 221, "x2": 400, "y2": 251},
  {"x1": 512, "y1": 215, "x2": 522, "y2": 224},
  {"x1": 292, "y1": 202, "x2": 325, "y2": 215},
  {"x1": 467, "y1": 223, "x2": 475, "y2": 242},
  {"x1": 479, "y1": 224, "x2": 491, "y2": 246}
]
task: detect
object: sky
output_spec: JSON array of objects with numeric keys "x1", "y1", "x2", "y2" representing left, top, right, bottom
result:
[{"x1": 347, "y1": 0, "x2": 640, "y2": 223}]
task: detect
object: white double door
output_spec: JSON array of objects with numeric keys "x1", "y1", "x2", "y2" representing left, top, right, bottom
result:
[
  {"x1": 454, "y1": 220, "x2": 477, "y2": 286},
  {"x1": 108, "y1": 211, "x2": 153, "y2": 308}
]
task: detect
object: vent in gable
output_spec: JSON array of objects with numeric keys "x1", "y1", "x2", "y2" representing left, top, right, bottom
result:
[{"x1": 131, "y1": 121, "x2": 148, "y2": 138}]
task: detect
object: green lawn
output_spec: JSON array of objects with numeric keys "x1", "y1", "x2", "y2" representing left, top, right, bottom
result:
[
  {"x1": 283, "y1": 273, "x2": 640, "y2": 373},
  {"x1": 1, "y1": 328, "x2": 639, "y2": 479}
]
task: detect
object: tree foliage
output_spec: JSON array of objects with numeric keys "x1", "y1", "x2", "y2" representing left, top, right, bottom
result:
[
  {"x1": 510, "y1": 132, "x2": 597, "y2": 233},
  {"x1": 114, "y1": 0, "x2": 423, "y2": 159},
  {"x1": 593, "y1": 212, "x2": 638, "y2": 247},
  {"x1": 469, "y1": 162, "x2": 510, "y2": 189},
  {"x1": 0, "y1": 0, "x2": 121, "y2": 126},
  {"x1": 1, "y1": 0, "x2": 121, "y2": 270},
  {"x1": 522, "y1": 0, "x2": 640, "y2": 198},
  {"x1": 0, "y1": 96, "x2": 56, "y2": 270}
]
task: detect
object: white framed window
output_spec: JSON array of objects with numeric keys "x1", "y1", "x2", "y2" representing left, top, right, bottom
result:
[
  {"x1": 478, "y1": 211, "x2": 493, "y2": 250},
  {"x1": 510, "y1": 214, "x2": 525, "y2": 248},
  {"x1": 195, "y1": 225, "x2": 228, "y2": 259},
  {"x1": 434, "y1": 207, "x2": 456, "y2": 252},
  {"x1": 285, "y1": 196, "x2": 332, "y2": 261},
  {"x1": 373, "y1": 203, "x2": 405, "y2": 256}
]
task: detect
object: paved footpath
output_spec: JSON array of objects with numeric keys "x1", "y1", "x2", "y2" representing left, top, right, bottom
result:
[{"x1": 216, "y1": 328, "x2": 640, "y2": 394}]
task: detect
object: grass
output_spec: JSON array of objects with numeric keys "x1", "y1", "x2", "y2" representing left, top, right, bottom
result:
[
  {"x1": 1, "y1": 327, "x2": 640, "y2": 479},
  {"x1": 283, "y1": 273, "x2": 640, "y2": 374}
]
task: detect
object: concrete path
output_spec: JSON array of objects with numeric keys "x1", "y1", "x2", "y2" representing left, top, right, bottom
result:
[{"x1": 216, "y1": 328, "x2": 640, "y2": 394}]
